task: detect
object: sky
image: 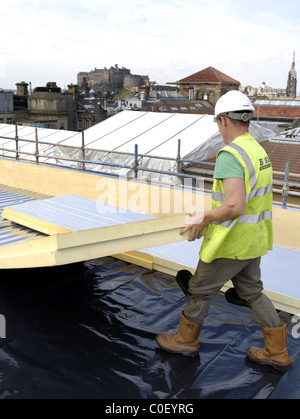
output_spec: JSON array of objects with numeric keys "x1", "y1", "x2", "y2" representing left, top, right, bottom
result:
[{"x1": 0, "y1": 0, "x2": 300, "y2": 92}]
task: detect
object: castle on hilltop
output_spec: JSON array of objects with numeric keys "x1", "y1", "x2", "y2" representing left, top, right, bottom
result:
[{"x1": 77, "y1": 64, "x2": 149, "y2": 94}]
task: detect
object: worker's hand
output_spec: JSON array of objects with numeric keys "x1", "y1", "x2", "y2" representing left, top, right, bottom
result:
[{"x1": 180, "y1": 211, "x2": 208, "y2": 241}]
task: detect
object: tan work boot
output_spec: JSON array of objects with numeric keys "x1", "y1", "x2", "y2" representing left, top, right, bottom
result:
[
  {"x1": 155, "y1": 311, "x2": 202, "y2": 357},
  {"x1": 247, "y1": 322, "x2": 292, "y2": 371}
]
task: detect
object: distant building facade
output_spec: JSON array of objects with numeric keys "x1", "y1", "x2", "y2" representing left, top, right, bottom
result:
[
  {"x1": 28, "y1": 82, "x2": 74, "y2": 130},
  {"x1": 240, "y1": 82, "x2": 286, "y2": 99},
  {"x1": 241, "y1": 54, "x2": 298, "y2": 100},
  {"x1": 178, "y1": 67, "x2": 240, "y2": 106},
  {"x1": 0, "y1": 83, "x2": 28, "y2": 125},
  {"x1": 77, "y1": 64, "x2": 149, "y2": 95},
  {"x1": 0, "y1": 90, "x2": 13, "y2": 114},
  {"x1": 0, "y1": 82, "x2": 107, "y2": 131},
  {"x1": 67, "y1": 84, "x2": 107, "y2": 130}
]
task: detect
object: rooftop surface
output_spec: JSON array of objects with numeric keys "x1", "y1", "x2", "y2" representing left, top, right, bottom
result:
[
  {"x1": 0, "y1": 185, "x2": 47, "y2": 247},
  {"x1": 0, "y1": 256, "x2": 299, "y2": 399},
  {"x1": 0, "y1": 174, "x2": 299, "y2": 399},
  {"x1": 254, "y1": 105, "x2": 300, "y2": 120}
]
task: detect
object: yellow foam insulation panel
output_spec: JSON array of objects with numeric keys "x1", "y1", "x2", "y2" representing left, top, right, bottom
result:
[
  {"x1": 1, "y1": 194, "x2": 190, "y2": 269},
  {"x1": 2, "y1": 194, "x2": 161, "y2": 235}
]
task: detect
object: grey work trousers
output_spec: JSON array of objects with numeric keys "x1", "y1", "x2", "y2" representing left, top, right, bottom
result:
[{"x1": 184, "y1": 257, "x2": 281, "y2": 328}]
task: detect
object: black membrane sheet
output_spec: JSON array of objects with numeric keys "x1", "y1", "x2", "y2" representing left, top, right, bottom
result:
[{"x1": 0, "y1": 257, "x2": 299, "y2": 400}]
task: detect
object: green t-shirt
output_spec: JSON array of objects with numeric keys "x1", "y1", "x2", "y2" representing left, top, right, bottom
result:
[{"x1": 214, "y1": 150, "x2": 244, "y2": 180}]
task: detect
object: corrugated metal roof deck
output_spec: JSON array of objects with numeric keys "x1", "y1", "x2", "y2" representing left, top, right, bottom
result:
[{"x1": 0, "y1": 184, "x2": 48, "y2": 247}]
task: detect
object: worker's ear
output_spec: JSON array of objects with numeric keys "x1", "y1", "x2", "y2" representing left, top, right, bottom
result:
[{"x1": 220, "y1": 115, "x2": 228, "y2": 127}]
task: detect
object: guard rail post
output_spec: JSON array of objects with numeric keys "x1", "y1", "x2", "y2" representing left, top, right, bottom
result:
[
  {"x1": 282, "y1": 162, "x2": 290, "y2": 209},
  {"x1": 15, "y1": 124, "x2": 19, "y2": 160},
  {"x1": 134, "y1": 144, "x2": 138, "y2": 178},
  {"x1": 176, "y1": 139, "x2": 181, "y2": 173},
  {"x1": 82, "y1": 131, "x2": 86, "y2": 171},
  {"x1": 35, "y1": 128, "x2": 39, "y2": 163}
]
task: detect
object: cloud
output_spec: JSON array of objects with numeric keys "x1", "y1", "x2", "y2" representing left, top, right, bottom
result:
[
  {"x1": 108, "y1": 10, "x2": 133, "y2": 24},
  {"x1": 0, "y1": 53, "x2": 6, "y2": 79},
  {"x1": 108, "y1": 8, "x2": 148, "y2": 24},
  {"x1": 0, "y1": 0, "x2": 299, "y2": 90}
]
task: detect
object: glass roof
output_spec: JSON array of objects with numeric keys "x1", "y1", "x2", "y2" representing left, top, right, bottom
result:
[{"x1": 254, "y1": 99, "x2": 300, "y2": 107}]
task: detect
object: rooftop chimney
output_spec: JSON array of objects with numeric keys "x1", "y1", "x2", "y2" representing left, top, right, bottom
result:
[{"x1": 16, "y1": 81, "x2": 29, "y2": 96}]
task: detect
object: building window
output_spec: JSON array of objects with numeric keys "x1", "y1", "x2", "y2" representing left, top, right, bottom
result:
[{"x1": 189, "y1": 88, "x2": 194, "y2": 100}]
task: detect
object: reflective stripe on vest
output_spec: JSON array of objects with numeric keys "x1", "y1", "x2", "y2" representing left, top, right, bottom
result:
[
  {"x1": 229, "y1": 143, "x2": 257, "y2": 189},
  {"x1": 212, "y1": 140, "x2": 273, "y2": 206},
  {"x1": 211, "y1": 140, "x2": 272, "y2": 229},
  {"x1": 212, "y1": 210, "x2": 272, "y2": 229},
  {"x1": 212, "y1": 183, "x2": 273, "y2": 203},
  {"x1": 200, "y1": 133, "x2": 273, "y2": 262}
]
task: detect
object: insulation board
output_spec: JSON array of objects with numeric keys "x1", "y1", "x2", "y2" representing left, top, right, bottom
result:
[
  {"x1": 2, "y1": 194, "x2": 156, "y2": 235},
  {"x1": 0, "y1": 194, "x2": 189, "y2": 269}
]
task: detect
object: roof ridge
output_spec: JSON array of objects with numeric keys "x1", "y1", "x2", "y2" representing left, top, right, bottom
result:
[{"x1": 178, "y1": 67, "x2": 240, "y2": 84}]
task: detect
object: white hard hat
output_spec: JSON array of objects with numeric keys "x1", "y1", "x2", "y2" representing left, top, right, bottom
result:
[{"x1": 214, "y1": 90, "x2": 255, "y2": 122}]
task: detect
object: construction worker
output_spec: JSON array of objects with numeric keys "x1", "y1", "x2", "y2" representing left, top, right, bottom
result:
[{"x1": 156, "y1": 90, "x2": 292, "y2": 371}]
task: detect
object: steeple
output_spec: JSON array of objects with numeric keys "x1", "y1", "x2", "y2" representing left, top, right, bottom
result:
[{"x1": 286, "y1": 52, "x2": 297, "y2": 97}]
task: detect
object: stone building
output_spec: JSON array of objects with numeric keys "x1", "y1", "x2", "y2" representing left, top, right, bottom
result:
[
  {"x1": 77, "y1": 64, "x2": 149, "y2": 94},
  {"x1": 67, "y1": 84, "x2": 107, "y2": 131},
  {"x1": 0, "y1": 90, "x2": 13, "y2": 114},
  {"x1": 0, "y1": 81, "x2": 108, "y2": 131},
  {"x1": 16, "y1": 81, "x2": 29, "y2": 96},
  {"x1": 240, "y1": 83, "x2": 286, "y2": 99},
  {"x1": 0, "y1": 83, "x2": 28, "y2": 125},
  {"x1": 28, "y1": 82, "x2": 75, "y2": 130},
  {"x1": 178, "y1": 66, "x2": 240, "y2": 106}
]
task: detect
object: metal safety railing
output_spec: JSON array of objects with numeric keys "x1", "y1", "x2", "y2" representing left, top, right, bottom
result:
[
  {"x1": 0, "y1": 128, "x2": 215, "y2": 180},
  {"x1": 0, "y1": 126, "x2": 299, "y2": 209}
]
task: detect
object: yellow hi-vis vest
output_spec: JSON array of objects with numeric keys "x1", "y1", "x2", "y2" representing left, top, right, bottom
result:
[{"x1": 199, "y1": 133, "x2": 273, "y2": 263}]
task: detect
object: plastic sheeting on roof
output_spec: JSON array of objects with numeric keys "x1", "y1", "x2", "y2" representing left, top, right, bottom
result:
[
  {"x1": 53, "y1": 111, "x2": 275, "y2": 183},
  {"x1": 184, "y1": 120, "x2": 276, "y2": 162},
  {"x1": 54, "y1": 111, "x2": 219, "y2": 183},
  {"x1": 0, "y1": 257, "x2": 299, "y2": 399},
  {"x1": 0, "y1": 112, "x2": 276, "y2": 184}
]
